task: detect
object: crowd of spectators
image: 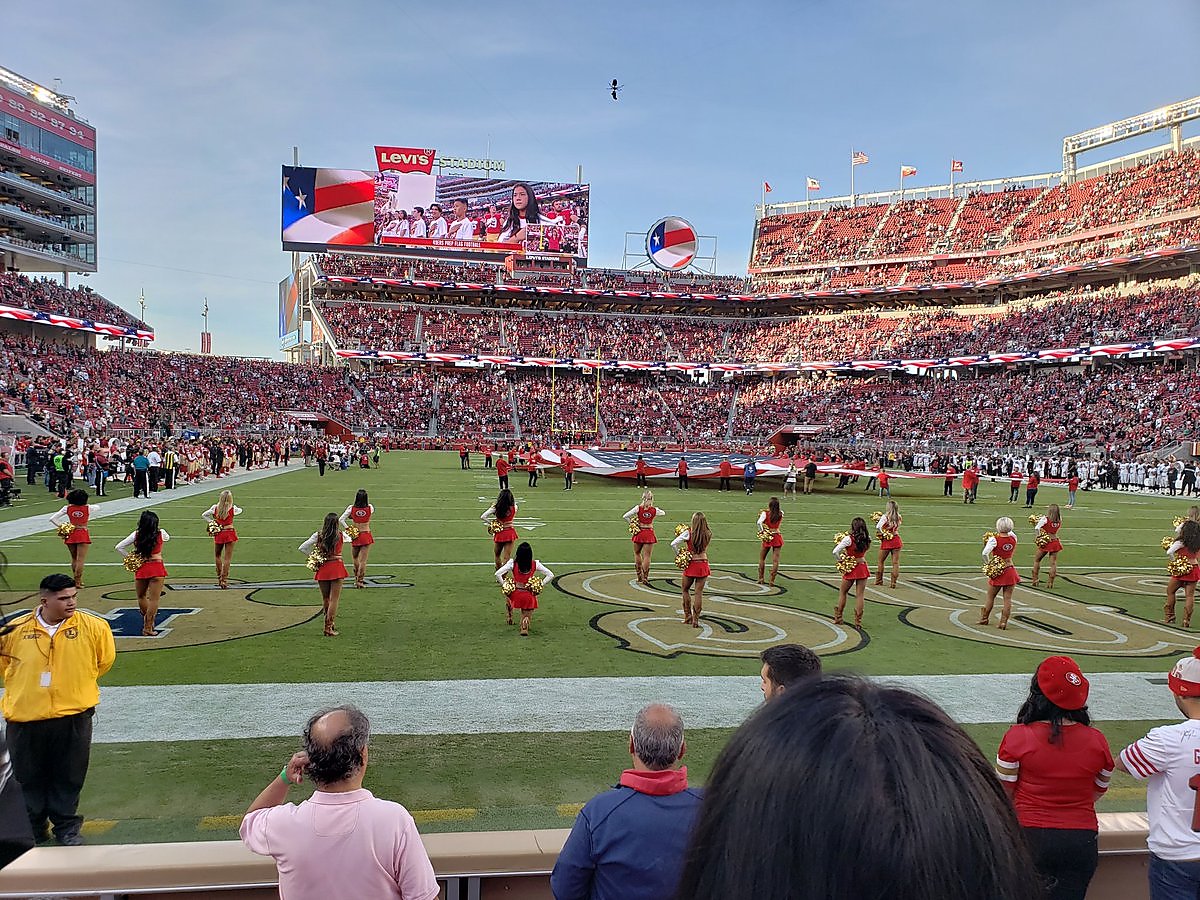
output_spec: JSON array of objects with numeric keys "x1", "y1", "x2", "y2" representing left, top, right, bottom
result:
[
  {"x1": 316, "y1": 254, "x2": 502, "y2": 284},
  {"x1": 434, "y1": 370, "x2": 516, "y2": 438},
  {"x1": 0, "y1": 273, "x2": 147, "y2": 331},
  {"x1": 346, "y1": 369, "x2": 433, "y2": 433}
]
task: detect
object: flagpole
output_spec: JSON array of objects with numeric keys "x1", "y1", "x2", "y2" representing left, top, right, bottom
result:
[
  {"x1": 850, "y1": 150, "x2": 855, "y2": 208},
  {"x1": 805, "y1": 182, "x2": 810, "y2": 208},
  {"x1": 899, "y1": 167, "x2": 903, "y2": 201},
  {"x1": 950, "y1": 162, "x2": 954, "y2": 199},
  {"x1": 760, "y1": 181, "x2": 765, "y2": 218}
]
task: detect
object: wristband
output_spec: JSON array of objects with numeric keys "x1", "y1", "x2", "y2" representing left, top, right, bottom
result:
[{"x1": 279, "y1": 767, "x2": 290, "y2": 785}]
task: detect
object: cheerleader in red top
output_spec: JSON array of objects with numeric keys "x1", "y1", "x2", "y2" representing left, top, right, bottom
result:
[
  {"x1": 670, "y1": 512, "x2": 711, "y2": 628},
  {"x1": 981, "y1": 517, "x2": 1020, "y2": 630},
  {"x1": 299, "y1": 513, "x2": 351, "y2": 636},
  {"x1": 874, "y1": 499, "x2": 903, "y2": 588},
  {"x1": 481, "y1": 489, "x2": 518, "y2": 570},
  {"x1": 49, "y1": 489, "x2": 100, "y2": 588},
  {"x1": 339, "y1": 489, "x2": 375, "y2": 589},
  {"x1": 495, "y1": 541, "x2": 554, "y2": 635},
  {"x1": 756, "y1": 497, "x2": 784, "y2": 587},
  {"x1": 832, "y1": 517, "x2": 871, "y2": 627},
  {"x1": 201, "y1": 489, "x2": 242, "y2": 589},
  {"x1": 622, "y1": 490, "x2": 665, "y2": 585},
  {"x1": 115, "y1": 510, "x2": 170, "y2": 636},
  {"x1": 1164, "y1": 521, "x2": 1200, "y2": 627},
  {"x1": 1030, "y1": 503, "x2": 1063, "y2": 589}
]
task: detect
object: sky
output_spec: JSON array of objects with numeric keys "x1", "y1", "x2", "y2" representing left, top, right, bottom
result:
[{"x1": 6, "y1": 0, "x2": 1200, "y2": 358}]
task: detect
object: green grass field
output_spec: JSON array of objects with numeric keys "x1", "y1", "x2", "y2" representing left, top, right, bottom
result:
[{"x1": 3, "y1": 452, "x2": 1194, "y2": 842}]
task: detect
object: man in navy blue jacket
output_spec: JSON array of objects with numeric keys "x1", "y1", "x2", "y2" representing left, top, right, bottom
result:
[{"x1": 550, "y1": 704, "x2": 702, "y2": 900}]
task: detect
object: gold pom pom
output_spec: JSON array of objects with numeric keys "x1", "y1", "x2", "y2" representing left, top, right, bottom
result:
[
  {"x1": 982, "y1": 555, "x2": 1008, "y2": 579},
  {"x1": 1168, "y1": 555, "x2": 1195, "y2": 578},
  {"x1": 833, "y1": 531, "x2": 849, "y2": 545},
  {"x1": 56, "y1": 523, "x2": 76, "y2": 540},
  {"x1": 345, "y1": 523, "x2": 361, "y2": 541},
  {"x1": 870, "y1": 511, "x2": 883, "y2": 523},
  {"x1": 628, "y1": 519, "x2": 642, "y2": 536},
  {"x1": 879, "y1": 528, "x2": 897, "y2": 542},
  {"x1": 1034, "y1": 532, "x2": 1053, "y2": 549},
  {"x1": 206, "y1": 521, "x2": 222, "y2": 536},
  {"x1": 674, "y1": 523, "x2": 688, "y2": 537},
  {"x1": 122, "y1": 552, "x2": 146, "y2": 573},
  {"x1": 487, "y1": 520, "x2": 504, "y2": 536},
  {"x1": 982, "y1": 531, "x2": 997, "y2": 543},
  {"x1": 1174, "y1": 516, "x2": 1187, "y2": 529},
  {"x1": 674, "y1": 549, "x2": 693, "y2": 570},
  {"x1": 1163, "y1": 536, "x2": 1177, "y2": 551},
  {"x1": 1028, "y1": 514, "x2": 1040, "y2": 526},
  {"x1": 527, "y1": 575, "x2": 544, "y2": 595},
  {"x1": 501, "y1": 577, "x2": 516, "y2": 597},
  {"x1": 835, "y1": 554, "x2": 857, "y2": 575},
  {"x1": 757, "y1": 528, "x2": 773, "y2": 542},
  {"x1": 305, "y1": 551, "x2": 327, "y2": 572}
]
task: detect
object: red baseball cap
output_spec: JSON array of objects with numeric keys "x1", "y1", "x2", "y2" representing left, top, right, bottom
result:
[
  {"x1": 1037, "y1": 656, "x2": 1089, "y2": 711},
  {"x1": 1169, "y1": 647, "x2": 1200, "y2": 697}
]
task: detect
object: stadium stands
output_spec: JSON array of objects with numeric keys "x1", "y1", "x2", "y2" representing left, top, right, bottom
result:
[{"x1": 0, "y1": 272, "x2": 147, "y2": 331}]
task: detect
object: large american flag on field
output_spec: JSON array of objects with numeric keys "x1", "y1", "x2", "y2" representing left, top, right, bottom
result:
[
  {"x1": 282, "y1": 167, "x2": 375, "y2": 246},
  {"x1": 852, "y1": 151, "x2": 869, "y2": 165}
]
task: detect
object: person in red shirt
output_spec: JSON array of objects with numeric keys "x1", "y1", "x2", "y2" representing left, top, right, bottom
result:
[
  {"x1": 962, "y1": 466, "x2": 978, "y2": 505},
  {"x1": 1025, "y1": 472, "x2": 1041, "y2": 508},
  {"x1": 996, "y1": 656, "x2": 1113, "y2": 900},
  {"x1": 634, "y1": 455, "x2": 648, "y2": 488},
  {"x1": 676, "y1": 456, "x2": 689, "y2": 491},
  {"x1": 496, "y1": 455, "x2": 510, "y2": 491},
  {"x1": 943, "y1": 464, "x2": 957, "y2": 497},
  {"x1": 562, "y1": 452, "x2": 576, "y2": 491},
  {"x1": 877, "y1": 468, "x2": 891, "y2": 499},
  {"x1": 718, "y1": 457, "x2": 733, "y2": 492},
  {"x1": 458, "y1": 444, "x2": 470, "y2": 470},
  {"x1": 1067, "y1": 474, "x2": 1079, "y2": 510},
  {"x1": 1009, "y1": 469, "x2": 1023, "y2": 504},
  {"x1": 483, "y1": 445, "x2": 493, "y2": 470}
]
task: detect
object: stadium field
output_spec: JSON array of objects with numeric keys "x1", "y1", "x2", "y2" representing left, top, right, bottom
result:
[{"x1": 2, "y1": 450, "x2": 1193, "y2": 842}]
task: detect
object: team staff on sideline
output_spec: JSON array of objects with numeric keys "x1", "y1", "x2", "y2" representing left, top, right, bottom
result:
[
  {"x1": 832, "y1": 517, "x2": 871, "y2": 627},
  {"x1": 0, "y1": 574, "x2": 115, "y2": 846},
  {"x1": 1117, "y1": 648, "x2": 1200, "y2": 899},
  {"x1": 996, "y1": 656, "x2": 1112, "y2": 900},
  {"x1": 756, "y1": 497, "x2": 784, "y2": 587},
  {"x1": 116, "y1": 510, "x2": 170, "y2": 636},
  {"x1": 623, "y1": 491, "x2": 665, "y2": 585},
  {"x1": 496, "y1": 453, "x2": 510, "y2": 491},
  {"x1": 49, "y1": 489, "x2": 100, "y2": 589},
  {"x1": 551, "y1": 704, "x2": 702, "y2": 900},
  {"x1": 482, "y1": 489, "x2": 519, "y2": 570},
  {"x1": 201, "y1": 490, "x2": 242, "y2": 589},
  {"x1": 495, "y1": 542, "x2": 554, "y2": 636},
  {"x1": 240, "y1": 705, "x2": 439, "y2": 900},
  {"x1": 671, "y1": 513, "x2": 711, "y2": 628},
  {"x1": 299, "y1": 514, "x2": 350, "y2": 637},
  {"x1": 759, "y1": 644, "x2": 821, "y2": 700},
  {"x1": 875, "y1": 499, "x2": 903, "y2": 588},
  {"x1": 1031, "y1": 504, "x2": 1064, "y2": 589},
  {"x1": 340, "y1": 490, "x2": 375, "y2": 589},
  {"x1": 981, "y1": 517, "x2": 1020, "y2": 630}
]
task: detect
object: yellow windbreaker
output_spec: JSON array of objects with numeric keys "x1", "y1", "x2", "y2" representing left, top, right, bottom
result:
[{"x1": 1, "y1": 609, "x2": 115, "y2": 722}]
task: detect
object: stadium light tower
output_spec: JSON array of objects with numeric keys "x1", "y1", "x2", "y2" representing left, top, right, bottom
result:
[
  {"x1": 1063, "y1": 96, "x2": 1200, "y2": 182},
  {"x1": 138, "y1": 289, "x2": 146, "y2": 323}
]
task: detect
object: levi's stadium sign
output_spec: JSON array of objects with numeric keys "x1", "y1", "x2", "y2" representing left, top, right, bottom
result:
[
  {"x1": 439, "y1": 155, "x2": 505, "y2": 172},
  {"x1": 374, "y1": 145, "x2": 504, "y2": 174}
]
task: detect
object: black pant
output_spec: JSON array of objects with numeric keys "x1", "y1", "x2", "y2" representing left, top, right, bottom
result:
[
  {"x1": 460, "y1": 454, "x2": 469, "y2": 470},
  {"x1": 719, "y1": 477, "x2": 730, "y2": 491},
  {"x1": 1010, "y1": 484, "x2": 1020, "y2": 502},
  {"x1": 317, "y1": 459, "x2": 326, "y2": 476},
  {"x1": 744, "y1": 478, "x2": 754, "y2": 494},
  {"x1": 637, "y1": 474, "x2": 648, "y2": 487},
  {"x1": 132, "y1": 470, "x2": 149, "y2": 497},
  {"x1": 485, "y1": 457, "x2": 493, "y2": 468},
  {"x1": 499, "y1": 474, "x2": 509, "y2": 491},
  {"x1": 1026, "y1": 489, "x2": 1037, "y2": 507},
  {"x1": 564, "y1": 473, "x2": 573, "y2": 490},
  {"x1": 1022, "y1": 827, "x2": 1098, "y2": 900},
  {"x1": 7, "y1": 710, "x2": 94, "y2": 840},
  {"x1": 528, "y1": 469, "x2": 539, "y2": 487},
  {"x1": 678, "y1": 474, "x2": 688, "y2": 489},
  {"x1": 943, "y1": 480, "x2": 953, "y2": 496},
  {"x1": 149, "y1": 466, "x2": 160, "y2": 492}
]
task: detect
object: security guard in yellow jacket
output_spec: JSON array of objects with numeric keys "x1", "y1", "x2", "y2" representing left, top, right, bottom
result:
[{"x1": 0, "y1": 573, "x2": 115, "y2": 845}]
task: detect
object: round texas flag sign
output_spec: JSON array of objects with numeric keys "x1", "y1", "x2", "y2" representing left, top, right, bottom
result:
[{"x1": 647, "y1": 216, "x2": 698, "y2": 271}]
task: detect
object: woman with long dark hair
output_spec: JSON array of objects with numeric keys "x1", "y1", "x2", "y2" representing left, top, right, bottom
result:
[
  {"x1": 481, "y1": 489, "x2": 518, "y2": 570},
  {"x1": 671, "y1": 512, "x2": 711, "y2": 628},
  {"x1": 674, "y1": 676, "x2": 1042, "y2": 900},
  {"x1": 832, "y1": 517, "x2": 871, "y2": 627},
  {"x1": 497, "y1": 183, "x2": 545, "y2": 243},
  {"x1": 756, "y1": 497, "x2": 784, "y2": 587},
  {"x1": 1031, "y1": 503, "x2": 1063, "y2": 588},
  {"x1": 981, "y1": 517, "x2": 1020, "y2": 629},
  {"x1": 622, "y1": 490, "x2": 665, "y2": 585},
  {"x1": 1165, "y1": 519, "x2": 1200, "y2": 627},
  {"x1": 874, "y1": 499, "x2": 903, "y2": 588},
  {"x1": 339, "y1": 489, "x2": 375, "y2": 588},
  {"x1": 494, "y1": 541, "x2": 554, "y2": 636},
  {"x1": 49, "y1": 488, "x2": 99, "y2": 588},
  {"x1": 298, "y1": 512, "x2": 350, "y2": 636},
  {"x1": 996, "y1": 657, "x2": 1113, "y2": 900},
  {"x1": 201, "y1": 489, "x2": 242, "y2": 589},
  {"x1": 115, "y1": 510, "x2": 171, "y2": 636}
]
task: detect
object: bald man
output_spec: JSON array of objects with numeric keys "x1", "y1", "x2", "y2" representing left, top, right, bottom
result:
[
  {"x1": 240, "y1": 705, "x2": 438, "y2": 900},
  {"x1": 551, "y1": 703, "x2": 703, "y2": 900}
]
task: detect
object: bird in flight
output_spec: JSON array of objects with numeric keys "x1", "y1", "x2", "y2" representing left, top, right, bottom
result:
[{"x1": 610, "y1": 79, "x2": 623, "y2": 101}]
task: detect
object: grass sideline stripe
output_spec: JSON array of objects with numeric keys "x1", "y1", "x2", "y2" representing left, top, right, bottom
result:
[
  {"x1": 411, "y1": 807, "x2": 478, "y2": 824},
  {"x1": 198, "y1": 814, "x2": 242, "y2": 830},
  {"x1": 556, "y1": 803, "x2": 584, "y2": 818},
  {"x1": 81, "y1": 819, "x2": 118, "y2": 835}
]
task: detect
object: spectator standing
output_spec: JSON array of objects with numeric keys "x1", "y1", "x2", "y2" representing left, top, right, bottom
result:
[
  {"x1": 562, "y1": 452, "x2": 576, "y2": 490},
  {"x1": 0, "y1": 574, "x2": 115, "y2": 846},
  {"x1": 759, "y1": 644, "x2": 821, "y2": 700},
  {"x1": 996, "y1": 657, "x2": 1112, "y2": 900},
  {"x1": 147, "y1": 446, "x2": 161, "y2": 493},
  {"x1": 635, "y1": 454, "x2": 648, "y2": 487},
  {"x1": 240, "y1": 705, "x2": 439, "y2": 900},
  {"x1": 676, "y1": 455, "x2": 688, "y2": 491},
  {"x1": 496, "y1": 454, "x2": 510, "y2": 491},
  {"x1": 718, "y1": 456, "x2": 732, "y2": 492},
  {"x1": 551, "y1": 704, "x2": 702, "y2": 900},
  {"x1": 0, "y1": 453, "x2": 12, "y2": 507},
  {"x1": 131, "y1": 448, "x2": 150, "y2": 498}
]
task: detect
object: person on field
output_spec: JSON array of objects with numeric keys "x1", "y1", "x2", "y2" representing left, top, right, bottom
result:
[{"x1": 551, "y1": 704, "x2": 702, "y2": 900}]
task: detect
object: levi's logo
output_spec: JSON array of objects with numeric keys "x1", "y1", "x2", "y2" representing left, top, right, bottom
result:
[{"x1": 374, "y1": 146, "x2": 437, "y2": 174}]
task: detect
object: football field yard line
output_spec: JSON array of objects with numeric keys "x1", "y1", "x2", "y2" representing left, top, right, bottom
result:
[{"x1": 87, "y1": 672, "x2": 1180, "y2": 744}]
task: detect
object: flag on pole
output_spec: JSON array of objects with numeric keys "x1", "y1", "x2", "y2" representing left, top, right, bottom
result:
[
  {"x1": 951, "y1": 160, "x2": 964, "y2": 173},
  {"x1": 763, "y1": 181, "x2": 773, "y2": 193},
  {"x1": 806, "y1": 177, "x2": 820, "y2": 191},
  {"x1": 900, "y1": 165, "x2": 917, "y2": 178},
  {"x1": 852, "y1": 151, "x2": 869, "y2": 166}
]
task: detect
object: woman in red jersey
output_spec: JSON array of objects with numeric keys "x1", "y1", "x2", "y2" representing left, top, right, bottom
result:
[
  {"x1": 874, "y1": 499, "x2": 903, "y2": 588},
  {"x1": 495, "y1": 541, "x2": 554, "y2": 636},
  {"x1": 832, "y1": 517, "x2": 871, "y2": 627},
  {"x1": 299, "y1": 513, "x2": 350, "y2": 636},
  {"x1": 1030, "y1": 504, "x2": 1063, "y2": 589},
  {"x1": 996, "y1": 656, "x2": 1112, "y2": 900},
  {"x1": 201, "y1": 489, "x2": 242, "y2": 589},
  {"x1": 49, "y1": 488, "x2": 100, "y2": 588},
  {"x1": 340, "y1": 489, "x2": 375, "y2": 588},
  {"x1": 981, "y1": 517, "x2": 1020, "y2": 629},
  {"x1": 756, "y1": 497, "x2": 784, "y2": 587},
  {"x1": 623, "y1": 490, "x2": 665, "y2": 585},
  {"x1": 1164, "y1": 520, "x2": 1200, "y2": 627},
  {"x1": 115, "y1": 510, "x2": 170, "y2": 636},
  {"x1": 671, "y1": 512, "x2": 711, "y2": 628},
  {"x1": 481, "y1": 489, "x2": 518, "y2": 569}
]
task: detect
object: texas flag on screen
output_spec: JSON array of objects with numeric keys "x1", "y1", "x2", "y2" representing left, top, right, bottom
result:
[
  {"x1": 648, "y1": 217, "x2": 698, "y2": 270},
  {"x1": 282, "y1": 166, "x2": 375, "y2": 246}
]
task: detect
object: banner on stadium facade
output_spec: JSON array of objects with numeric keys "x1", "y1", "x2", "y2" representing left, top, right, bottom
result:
[
  {"x1": 0, "y1": 303, "x2": 152, "y2": 341},
  {"x1": 281, "y1": 164, "x2": 583, "y2": 262}
]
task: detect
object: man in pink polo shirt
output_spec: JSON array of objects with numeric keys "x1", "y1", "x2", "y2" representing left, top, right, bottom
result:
[{"x1": 240, "y1": 705, "x2": 438, "y2": 900}]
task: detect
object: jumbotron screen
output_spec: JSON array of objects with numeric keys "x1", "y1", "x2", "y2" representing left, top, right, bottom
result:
[{"x1": 281, "y1": 166, "x2": 590, "y2": 262}]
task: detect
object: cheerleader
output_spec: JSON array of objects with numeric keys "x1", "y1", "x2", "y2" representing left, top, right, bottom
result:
[
  {"x1": 874, "y1": 499, "x2": 903, "y2": 588},
  {"x1": 1030, "y1": 503, "x2": 1063, "y2": 589},
  {"x1": 622, "y1": 491, "x2": 665, "y2": 585},
  {"x1": 832, "y1": 517, "x2": 871, "y2": 627},
  {"x1": 980, "y1": 517, "x2": 1020, "y2": 630},
  {"x1": 49, "y1": 489, "x2": 100, "y2": 588},
  {"x1": 756, "y1": 497, "x2": 784, "y2": 587},
  {"x1": 495, "y1": 541, "x2": 554, "y2": 636},
  {"x1": 201, "y1": 489, "x2": 242, "y2": 589},
  {"x1": 1175, "y1": 506, "x2": 1200, "y2": 537},
  {"x1": 670, "y1": 512, "x2": 711, "y2": 628},
  {"x1": 1165, "y1": 520, "x2": 1200, "y2": 627},
  {"x1": 339, "y1": 489, "x2": 375, "y2": 588},
  {"x1": 481, "y1": 489, "x2": 518, "y2": 570},
  {"x1": 115, "y1": 511, "x2": 170, "y2": 636},
  {"x1": 299, "y1": 513, "x2": 351, "y2": 637}
]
